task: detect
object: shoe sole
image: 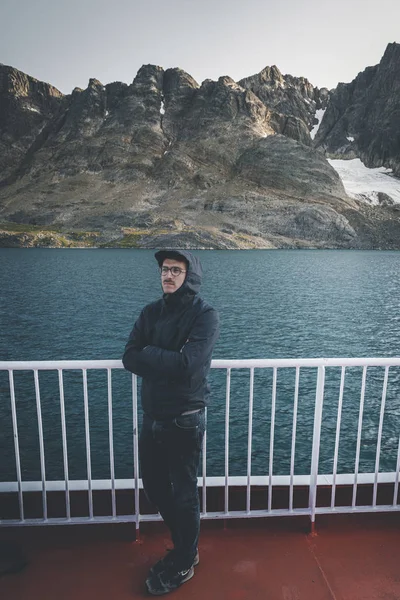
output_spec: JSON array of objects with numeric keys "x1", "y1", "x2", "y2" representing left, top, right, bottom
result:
[
  {"x1": 149, "y1": 552, "x2": 199, "y2": 578},
  {"x1": 146, "y1": 568, "x2": 195, "y2": 595}
]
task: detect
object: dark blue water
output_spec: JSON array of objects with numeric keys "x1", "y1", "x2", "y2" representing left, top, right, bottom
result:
[{"x1": 1, "y1": 249, "x2": 400, "y2": 481}]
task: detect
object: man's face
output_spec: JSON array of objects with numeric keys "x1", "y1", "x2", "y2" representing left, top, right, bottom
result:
[{"x1": 161, "y1": 258, "x2": 187, "y2": 294}]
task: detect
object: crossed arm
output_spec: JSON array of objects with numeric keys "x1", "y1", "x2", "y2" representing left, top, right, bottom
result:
[{"x1": 122, "y1": 308, "x2": 220, "y2": 380}]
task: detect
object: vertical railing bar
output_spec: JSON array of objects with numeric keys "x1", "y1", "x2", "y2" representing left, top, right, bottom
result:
[
  {"x1": 202, "y1": 408, "x2": 207, "y2": 516},
  {"x1": 132, "y1": 374, "x2": 140, "y2": 531},
  {"x1": 107, "y1": 369, "x2": 116, "y2": 519},
  {"x1": 268, "y1": 367, "x2": 277, "y2": 513},
  {"x1": 224, "y1": 368, "x2": 231, "y2": 514},
  {"x1": 289, "y1": 367, "x2": 300, "y2": 512},
  {"x1": 246, "y1": 368, "x2": 255, "y2": 514},
  {"x1": 373, "y1": 366, "x2": 389, "y2": 507},
  {"x1": 58, "y1": 369, "x2": 70, "y2": 520},
  {"x1": 82, "y1": 369, "x2": 93, "y2": 519},
  {"x1": 393, "y1": 434, "x2": 400, "y2": 507},
  {"x1": 352, "y1": 366, "x2": 367, "y2": 508},
  {"x1": 8, "y1": 370, "x2": 24, "y2": 522},
  {"x1": 331, "y1": 366, "x2": 346, "y2": 509},
  {"x1": 309, "y1": 365, "x2": 325, "y2": 529},
  {"x1": 34, "y1": 370, "x2": 47, "y2": 521}
]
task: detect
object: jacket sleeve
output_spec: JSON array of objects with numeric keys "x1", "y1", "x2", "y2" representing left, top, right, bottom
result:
[
  {"x1": 126, "y1": 308, "x2": 219, "y2": 379},
  {"x1": 122, "y1": 308, "x2": 156, "y2": 379}
]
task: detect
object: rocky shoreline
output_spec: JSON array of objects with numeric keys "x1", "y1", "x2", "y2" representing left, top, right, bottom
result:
[{"x1": 2, "y1": 208, "x2": 400, "y2": 250}]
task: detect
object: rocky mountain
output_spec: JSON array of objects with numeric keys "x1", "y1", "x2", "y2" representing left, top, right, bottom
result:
[
  {"x1": 0, "y1": 64, "x2": 66, "y2": 181},
  {"x1": 314, "y1": 43, "x2": 400, "y2": 177},
  {"x1": 239, "y1": 66, "x2": 329, "y2": 146},
  {"x1": 0, "y1": 47, "x2": 400, "y2": 249}
]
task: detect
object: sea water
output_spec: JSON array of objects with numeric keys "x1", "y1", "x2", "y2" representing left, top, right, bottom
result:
[{"x1": 1, "y1": 248, "x2": 400, "y2": 480}]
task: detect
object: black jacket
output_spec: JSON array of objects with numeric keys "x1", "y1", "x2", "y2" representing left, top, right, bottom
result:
[{"x1": 122, "y1": 250, "x2": 220, "y2": 420}]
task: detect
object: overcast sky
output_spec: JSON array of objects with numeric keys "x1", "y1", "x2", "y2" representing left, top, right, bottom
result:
[{"x1": 1, "y1": 0, "x2": 399, "y2": 95}]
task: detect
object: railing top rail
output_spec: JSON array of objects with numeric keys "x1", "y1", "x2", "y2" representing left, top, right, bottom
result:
[
  {"x1": 212, "y1": 357, "x2": 400, "y2": 368},
  {"x1": 1, "y1": 357, "x2": 400, "y2": 371},
  {"x1": 0, "y1": 360, "x2": 124, "y2": 371}
]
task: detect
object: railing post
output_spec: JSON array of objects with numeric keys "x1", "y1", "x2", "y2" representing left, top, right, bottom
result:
[
  {"x1": 224, "y1": 368, "x2": 231, "y2": 520},
  {"x1": 132, "y1": 374, "x2": 140, "y2": 540},
  {"x1": 309, "y1": 365, "x2": 325, "y2": 534}
]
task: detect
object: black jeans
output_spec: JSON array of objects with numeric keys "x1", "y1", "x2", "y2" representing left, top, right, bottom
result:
[{"x1": 139, "y1": 409, "x2": 206, "y2": 571}]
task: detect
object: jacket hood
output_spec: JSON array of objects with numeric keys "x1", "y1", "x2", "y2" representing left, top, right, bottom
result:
[{"x1": 155, "y1": 249, "x2": 202, "y2": 296}]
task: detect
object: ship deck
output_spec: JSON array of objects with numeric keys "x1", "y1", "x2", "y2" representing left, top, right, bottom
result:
[{"x1": 1, "y1": 513, "x2": 400, "y2": 600}]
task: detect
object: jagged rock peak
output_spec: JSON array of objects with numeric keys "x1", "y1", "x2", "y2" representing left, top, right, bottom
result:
[
  {"x1": 163, "y1": 68, "x2": 199, "y2": 98},
  {"x1": 0, "y1": 64, "x2": 67, "y2": 181},
  {"x1": 314, "y1": 41, "x2": 400, "y2": 176},
  {"x1": 237, "y1": 64, "x2": 329, "y2": 135},
  {"x1": 164, "y1": 68, "x2": 199, "y2": 87},
  {"x1": 161, "y1": 68, "x2": 199, "y2": 141},
  {"x1": 239, "y1": 65, "x2": 319, "y2": 99},
  {"x1": 258, "y1": 65, "x2": 285, "y2": 85},
  {"x1": 133, "y1": 64, "x2": 164, "y2": 85},
  {"x1": 197, "y1": 76, "x2": 247, "y2": 96},
  {"x1": 380, "y1": 41, "x2": 400, "y2": 65},
  {"x1": 88, "y1": 78, "x2": 104, "y2": 88},
  {"x1": 0, "y1": 63, "x2": 64, "y2": 99},
  {"x1": 217, "y1": 75, "x2": 241, "y2": 89}
]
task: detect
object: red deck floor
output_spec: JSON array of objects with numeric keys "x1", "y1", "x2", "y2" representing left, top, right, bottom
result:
[{"x1": 1, "y1": 513, "x2": 400, "y2": 600}]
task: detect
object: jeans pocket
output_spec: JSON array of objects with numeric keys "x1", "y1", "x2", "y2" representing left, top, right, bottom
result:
[{"x1": 174, "y1": 411, "x2": 201, "y2": 430}]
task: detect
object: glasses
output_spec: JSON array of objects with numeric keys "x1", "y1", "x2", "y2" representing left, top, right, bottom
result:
[{"x1": 160, "y1": 266, "x2": 186, "y2": 277}]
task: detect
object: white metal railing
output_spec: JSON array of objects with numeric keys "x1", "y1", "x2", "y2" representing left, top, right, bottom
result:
[{"x1": 1, "y1": 357, "x2": 400, "y2": 530}]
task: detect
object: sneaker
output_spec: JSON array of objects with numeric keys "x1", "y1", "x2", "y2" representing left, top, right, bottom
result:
[
  {"x1": 149, "y1": 549, "x2": 199, "y2": 577},
  {"x1": 146, "y1": 564, "x2": 195, "y2": 595}
]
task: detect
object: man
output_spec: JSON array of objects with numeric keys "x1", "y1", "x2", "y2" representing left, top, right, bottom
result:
[{"x1": 122, "y1": 250, "x2": 219, "y2": 596}]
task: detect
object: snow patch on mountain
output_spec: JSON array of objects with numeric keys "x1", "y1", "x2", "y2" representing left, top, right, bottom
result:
[
  {"x1": 24, "y1": 105, "x2": 41, "y2": 113},
  {"x1": 328, "y1": 158, "x2": 400, "y2": 204},
  {"x1": 310, "y1": 109, "x2": 326, "y2": 140}
]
